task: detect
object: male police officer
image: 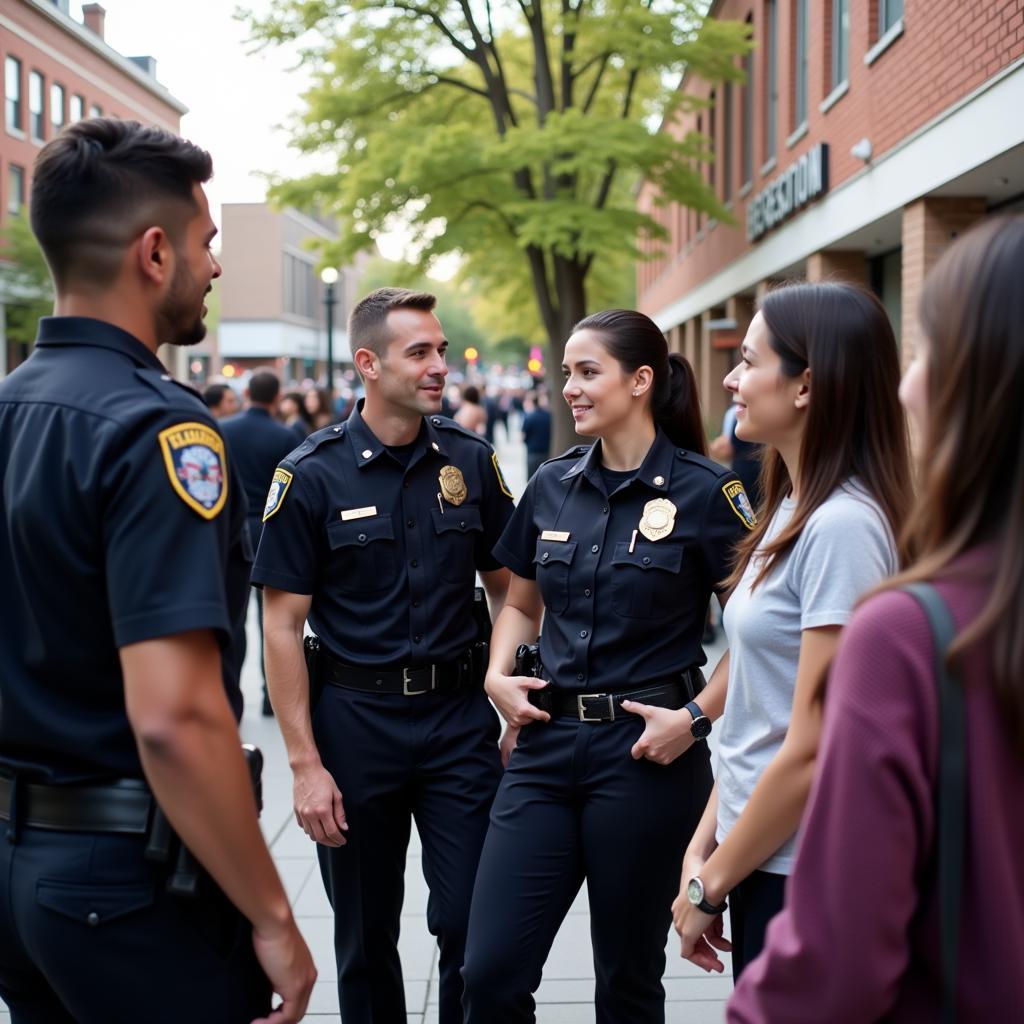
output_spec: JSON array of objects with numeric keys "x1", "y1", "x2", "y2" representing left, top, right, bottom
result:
[
  {"x1": 0, "y1": 119, "x2": 315, "y2": 1023},
  {"x1": 255, "y1": 288, "x2": 515, "y2": 1024},
  {"x1": 221, "y1": 370, "x2": 298, "y2": 714}
]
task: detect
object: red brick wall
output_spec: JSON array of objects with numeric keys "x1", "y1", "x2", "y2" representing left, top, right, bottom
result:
[{"x1": 637, "y1": 0, "x2": 1024, "y2": 317}]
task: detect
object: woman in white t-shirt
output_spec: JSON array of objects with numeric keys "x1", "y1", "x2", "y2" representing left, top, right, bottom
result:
[{"x1": 671, "y1": 281, "x2": 911, "y2": 981}]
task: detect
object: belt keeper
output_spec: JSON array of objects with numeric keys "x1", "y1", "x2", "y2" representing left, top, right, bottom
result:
[{"x1": 5, "y1": 775, "x2": 22, "y2": 845}]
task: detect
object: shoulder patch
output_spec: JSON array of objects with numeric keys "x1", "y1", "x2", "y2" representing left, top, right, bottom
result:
[
  {"x1": 262, "y1": 467, "x2": 294, "y2": 522},
  {"x1": 491, "y1": 452, "x2": 514, "y2": 499},
  {"x1": 158, "y1": 421, "x2": 228, "y2": 520},
  {"x1": 722, "y1": 479, "x2": 757, "y2": 530}
]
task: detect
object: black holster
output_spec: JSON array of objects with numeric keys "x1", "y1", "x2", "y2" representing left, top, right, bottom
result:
[
  {"x1": 471, "y1": 585, "x2": 493, "y2": 687},
  {"x1": 304, "y1": 633, "x2": 325, "y2": 712},
  {"x1": 144, "y1": 743, "x2": 264, "y2": 899}
]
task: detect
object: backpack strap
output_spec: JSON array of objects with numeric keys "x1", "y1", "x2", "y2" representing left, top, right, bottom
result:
[{"x1": 902, "y1": 582, "x2": 965, "y2": 1024}]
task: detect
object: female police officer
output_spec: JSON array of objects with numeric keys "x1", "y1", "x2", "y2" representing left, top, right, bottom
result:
[{"x1": 461, "y1": 310, "x2": 754, "y2": 1022}]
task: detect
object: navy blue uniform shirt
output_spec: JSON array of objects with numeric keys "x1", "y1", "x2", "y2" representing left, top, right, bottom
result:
[
  {"x1": 0, "y1": 317, "x2": 251, "y2": 784},
  {"x1": 252, "y1": 401, "x2": 515, "y2": 666},
  {"x1": 220, "y1": 406, "x2": 298, "y2": 542},
  {"x1": 494, "y1": 429, "x2": 754, "y2": 691}
]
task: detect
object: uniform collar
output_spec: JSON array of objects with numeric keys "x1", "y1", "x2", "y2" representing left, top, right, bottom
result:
[
  {"x1": 34, "y1": 317, "x2": 167, "y2": 373},
  {"x1": 244, "y1": 406, "x2": 272, "y2": 418},
  {"x1": 560, "y1": 428, "x2": 675, "y2": 494},
  {"x1": 345, "y1": 400, "x2": 450, "y2": 469}
]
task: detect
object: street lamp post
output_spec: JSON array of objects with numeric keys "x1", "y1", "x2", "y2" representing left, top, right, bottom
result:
[{"x1": 320, "y1": 266, "x2": 339, "y2": 400}]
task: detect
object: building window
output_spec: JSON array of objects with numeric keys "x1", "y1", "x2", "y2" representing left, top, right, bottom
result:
[
  {"x1": 29, "y1": 71, "x2": 45, "y2": 141},
  {"x1": 8, "y1": 164, "x2": 25, "y2": 215},
  {"x1": 723, "y1": 84, "x2": 733, "y2": 203},
  {"x1": 880, "y1": 0, "x2": 903, "y2": 34},
  {"x1": 742, "y1": 17, "x2": 754, "y2": 187},
  {"x1": 283, "y1": 253, "x2": 316, "y2": 320},
  {"x1": 793, "y1": 0, "x2": 809, "y2": 129},
  {"x1": 89, "y1": 103, "x2": 103, "y2": 118},
  {"x1": 50, "y1": 83, "x2": 66, "y2": 133},
  {"x1": 764, "y1": 0, "x2": 777, "y2": 162},
  {"x1": 70, "y1": 94, "x2": 84, "y2": 122},
  {"x1": 831, "y1": 0, "x2": 849, "y2": 88},
  {"x1": 708, "y1": 93, "x2": 717, "y2": 198},
  {"x1": 5, "y1": 57, "x2": 23, "y2": 132}
]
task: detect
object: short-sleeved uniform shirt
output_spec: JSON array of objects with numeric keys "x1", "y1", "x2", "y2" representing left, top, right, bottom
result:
[
  {"x1": 716, "y1": 481, "x2": 897, "y2": 873},
  {"x1": 494, "y1": 428, "x2": 754, "y2": 692},
  {"x1": 0, "y1": 317, "x2": 251, "y2": 784},
  {"x1": 251, "y1": 401, "x2": 515, "y2": 666}
]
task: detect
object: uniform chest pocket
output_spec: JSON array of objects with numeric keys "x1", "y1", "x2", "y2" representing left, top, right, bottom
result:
[
  {"x1": 534, "y1": 538, "x2": 577, "y2": 614},
  {"x1": 430, "y1": 505, "x2": 484, "y2": 583},
  {"x1": 326, "y1": 515, "x2": 397, "y2": 592},
  {"x1": 611, "y1": 541, "x2": 684, "y2": 619}
]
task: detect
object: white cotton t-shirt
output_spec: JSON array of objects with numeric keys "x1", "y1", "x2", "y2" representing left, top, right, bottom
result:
[{"x1": 715, "y1": 481, "x2": 897, "y2": 875}]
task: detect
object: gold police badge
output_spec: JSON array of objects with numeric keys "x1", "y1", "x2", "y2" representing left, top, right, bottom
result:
[
  {"x1": 638, "y1": 498, "x2": 677, "y2": 542},
  {"x1": 438, "y1": 465, "x2": 467, "y2": 506}
]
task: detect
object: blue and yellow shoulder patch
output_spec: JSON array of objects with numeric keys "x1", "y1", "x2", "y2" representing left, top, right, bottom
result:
[
  {"x1": 262, "y1": 467, "x2": 293, "y2": 522},
  {"x1": 722, "y1": 479, "x2": 757, "y2": 530},
  {"x1": 158, "y1": 421, "x2": 227, "y2": 520},
  {"x1": 491, "y1": 452, "x2": 514, "y2": 499}
]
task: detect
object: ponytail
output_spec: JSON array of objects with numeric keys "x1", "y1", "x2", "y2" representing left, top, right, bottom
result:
[
  {"x1": 657, "y1": 354, "x2": 706, "y2": 454},
  {"x1": 573, "y1": 309, "x2": 709, "y2": 456}
]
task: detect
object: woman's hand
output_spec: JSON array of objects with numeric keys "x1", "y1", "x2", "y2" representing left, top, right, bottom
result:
[
  {"x1": 671, "y1": 892, "x2": 732, "y2": 973},
  {"x1": 621, "y1": 702, "x2": 694, "y2": 764},
  {"x1": 485, "y1": 671, "x2": 551, "y2": 728}
]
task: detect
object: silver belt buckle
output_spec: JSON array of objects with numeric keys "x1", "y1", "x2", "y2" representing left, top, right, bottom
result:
[
  {"x1": 577, "y1": 692, "x2": 614, "y2": 722},
  {"x1": 403, "y1": 665, "x2": 434, "y2": 696}
]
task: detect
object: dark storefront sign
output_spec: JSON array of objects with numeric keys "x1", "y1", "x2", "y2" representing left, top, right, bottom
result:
[{"x1": 747, "y1": 143, "x2": 830, "y2": 241}]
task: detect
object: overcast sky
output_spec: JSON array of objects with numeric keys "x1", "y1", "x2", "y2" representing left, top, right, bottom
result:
[{"x1": 82, "y1": 0, "x2": 318, "y2": 226}]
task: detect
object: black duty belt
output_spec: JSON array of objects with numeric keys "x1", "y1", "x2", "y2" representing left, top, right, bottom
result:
[
  {"x1": 529, "y1": 668, "x2": 705, "y2": 723},
  {"x1": 322, "y1": 647, "x2": 477, "y2": 696},
  {"x1": 0, "y1": 775, "x2": 152, "y2": 834}
]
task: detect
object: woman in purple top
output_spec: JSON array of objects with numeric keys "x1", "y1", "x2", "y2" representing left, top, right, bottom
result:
[{"x1": 728, "y1": 215, "x2": 1024, "y2": 1021}]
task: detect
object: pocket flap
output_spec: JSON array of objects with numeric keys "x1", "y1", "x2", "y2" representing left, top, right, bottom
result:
[
  {"x1": 534, "y1": 538, "x2": 577, "y2": 567},
  {"x1": 326, "y1": 514, "x2": 395, "y2": 549},
  {"x1": 430, "y1": 505, "x2": 483, "y2": 535},
  {"x1": 37, "y1": 879, "x2": 155, "y2": 926},
  {"x1": 611, "y1": 541, "x2": 683, "y2": 573}
]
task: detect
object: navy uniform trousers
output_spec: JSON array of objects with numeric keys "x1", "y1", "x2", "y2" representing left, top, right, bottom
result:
[
  {"x1": 461, "y1": 714, "x2": 713, "y2": 1024},
  {"x1": 0, "y1": 827, "x2": 269, "y2": 1023},
  {"x1": 313, "y1": 681, "x2": 501, "y2": 1024}
]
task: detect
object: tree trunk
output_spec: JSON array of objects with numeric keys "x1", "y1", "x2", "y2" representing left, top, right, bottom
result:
[{"x1": 545, "y1": 256, "x2": 589, "y2": 456}]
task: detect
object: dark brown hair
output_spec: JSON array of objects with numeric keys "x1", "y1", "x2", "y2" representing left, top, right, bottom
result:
[
  {"x1": 885, "y1": 215, "x2": 1024, "y2": 752},
  {"x1": 30, "y1": 118, "x2": 212, "y2": 290},
  {"x1": 348, "y1": 287, "x2": 437, "y2": 358},
  {"x1": 573, "y1": 309, "x2": 707, "y2": 454},
  {"x1": 724, "y1": 281, "x2": 911, "y2": 592}
]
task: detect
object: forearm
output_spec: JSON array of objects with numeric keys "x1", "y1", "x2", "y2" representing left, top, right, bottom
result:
[
  {"x1": 695, "y1": 649, "x2": 729, "y2": 721},
  {"x1": 487, "y1": 602, "x2": 542, "y2": 677},
  {"x1": 136, "y1": 692, "x2": 290, "y2": 934},
  {"x1": 685, "y1": 780, "x2": 720, "y2": 864},
  {"x1": 700, "y1": 747, "x2": 816, "y2": 903},
  {"x1": 264, "y1": 619, "x2": 319, "y2": 770}
]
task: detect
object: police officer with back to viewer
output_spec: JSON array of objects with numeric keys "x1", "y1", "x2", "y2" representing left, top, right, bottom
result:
[
  {"x1": 221, "y1": 370, "x2": 298, "y2": 715},
  {"x1": 0, "y1": 119, "x2": 315, "y2": 1024},
  {"x1": 254, "y1": 287, "x2": 515, "y2": 1024}
]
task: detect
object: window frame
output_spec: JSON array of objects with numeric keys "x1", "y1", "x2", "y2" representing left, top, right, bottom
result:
[
  {"x1": 8, "y1": 164, "x2": 26, "y2": 215},
  {"x1": 50, "y1": 82, "x2": 66, "y2": 133},
  {"x1": 793, "y1": 0, "x2": 809, "y2": 131},
  {"x1": 28, "y1": 69, "x2": 45, "y2": 142},
  {"x1": 831, "y1": 0, "x2": 849, "y2": 90},
  {"x1": 764, "y1": 0, "x2": 777, "y2": 164},
  {"x1": 5, "y1": 56, "x2": 23, "y2": 133}
]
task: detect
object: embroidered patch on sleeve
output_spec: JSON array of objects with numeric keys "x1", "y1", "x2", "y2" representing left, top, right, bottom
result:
[
  {"x1": 158, "y1": 422, "x2": 228, "y2": 520},
  {"x1": 262, "y1": 467, "x2": 294, "y2": 522},
  {"x1": 722, "y1": 479, "x2": 757, "y2": 530},
  {"x1": 492, "y1": 452, "x2": 514, "y2": 499}
]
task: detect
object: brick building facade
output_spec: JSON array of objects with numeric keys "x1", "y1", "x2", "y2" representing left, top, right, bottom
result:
[
  {"x1": 637, "y1": 0, "x2": 1024, "y2": 427},
  {"x1": 0, "y1": 0, "x2": 185, "y2": 372}
]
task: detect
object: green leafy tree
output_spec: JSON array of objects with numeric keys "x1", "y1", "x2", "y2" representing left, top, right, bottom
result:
[
  {"x1": 0, "y1": 214, "x2": 54, "y2": 357},
  {"x1": 244, "y1": 0, "x2": 749, "y2": 449}
]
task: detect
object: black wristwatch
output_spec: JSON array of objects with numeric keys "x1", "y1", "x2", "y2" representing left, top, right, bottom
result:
[
  {"x1": 684, "y1": 700, "x2": 712, "y2": 740},
  {"x1": 686, "y1": 876, "x2": 728, "y2": 915}
]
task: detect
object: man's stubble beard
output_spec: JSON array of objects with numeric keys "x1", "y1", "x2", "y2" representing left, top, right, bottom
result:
[{"x1": 156, "y1": 260, "x2": 207, "y2": 349}]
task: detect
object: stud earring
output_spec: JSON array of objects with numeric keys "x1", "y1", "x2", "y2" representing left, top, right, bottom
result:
[{"x1": 632, "y1": 390, "x2": 640, "y2": 397}]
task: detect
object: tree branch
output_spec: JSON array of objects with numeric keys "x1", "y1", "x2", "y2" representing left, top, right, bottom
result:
[
  {"x1": 580, "y1": 53, "x2": 610, "y2": 114},
  {"x1": 431, "y1": 75, "x2": 491, "y2": 99}
]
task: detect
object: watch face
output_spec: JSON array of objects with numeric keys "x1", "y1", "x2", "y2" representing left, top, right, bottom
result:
[
  {"x1": 691, "y1": 715, "x2": 712, "y2": 740},
  {"x1": 686, "y1": 878, "x2": 704, "y2": 905}
]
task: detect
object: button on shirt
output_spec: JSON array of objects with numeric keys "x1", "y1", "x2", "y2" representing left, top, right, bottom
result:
[
  {"x1": 494, "y1": 429, "x2": 751, "y2": 691},
  {"x1": 252, "y1": 402, "x2": 515, "y2": 666},
  {"x1": 0, "y1": 317, "x2": 251, "y2": 784}
]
